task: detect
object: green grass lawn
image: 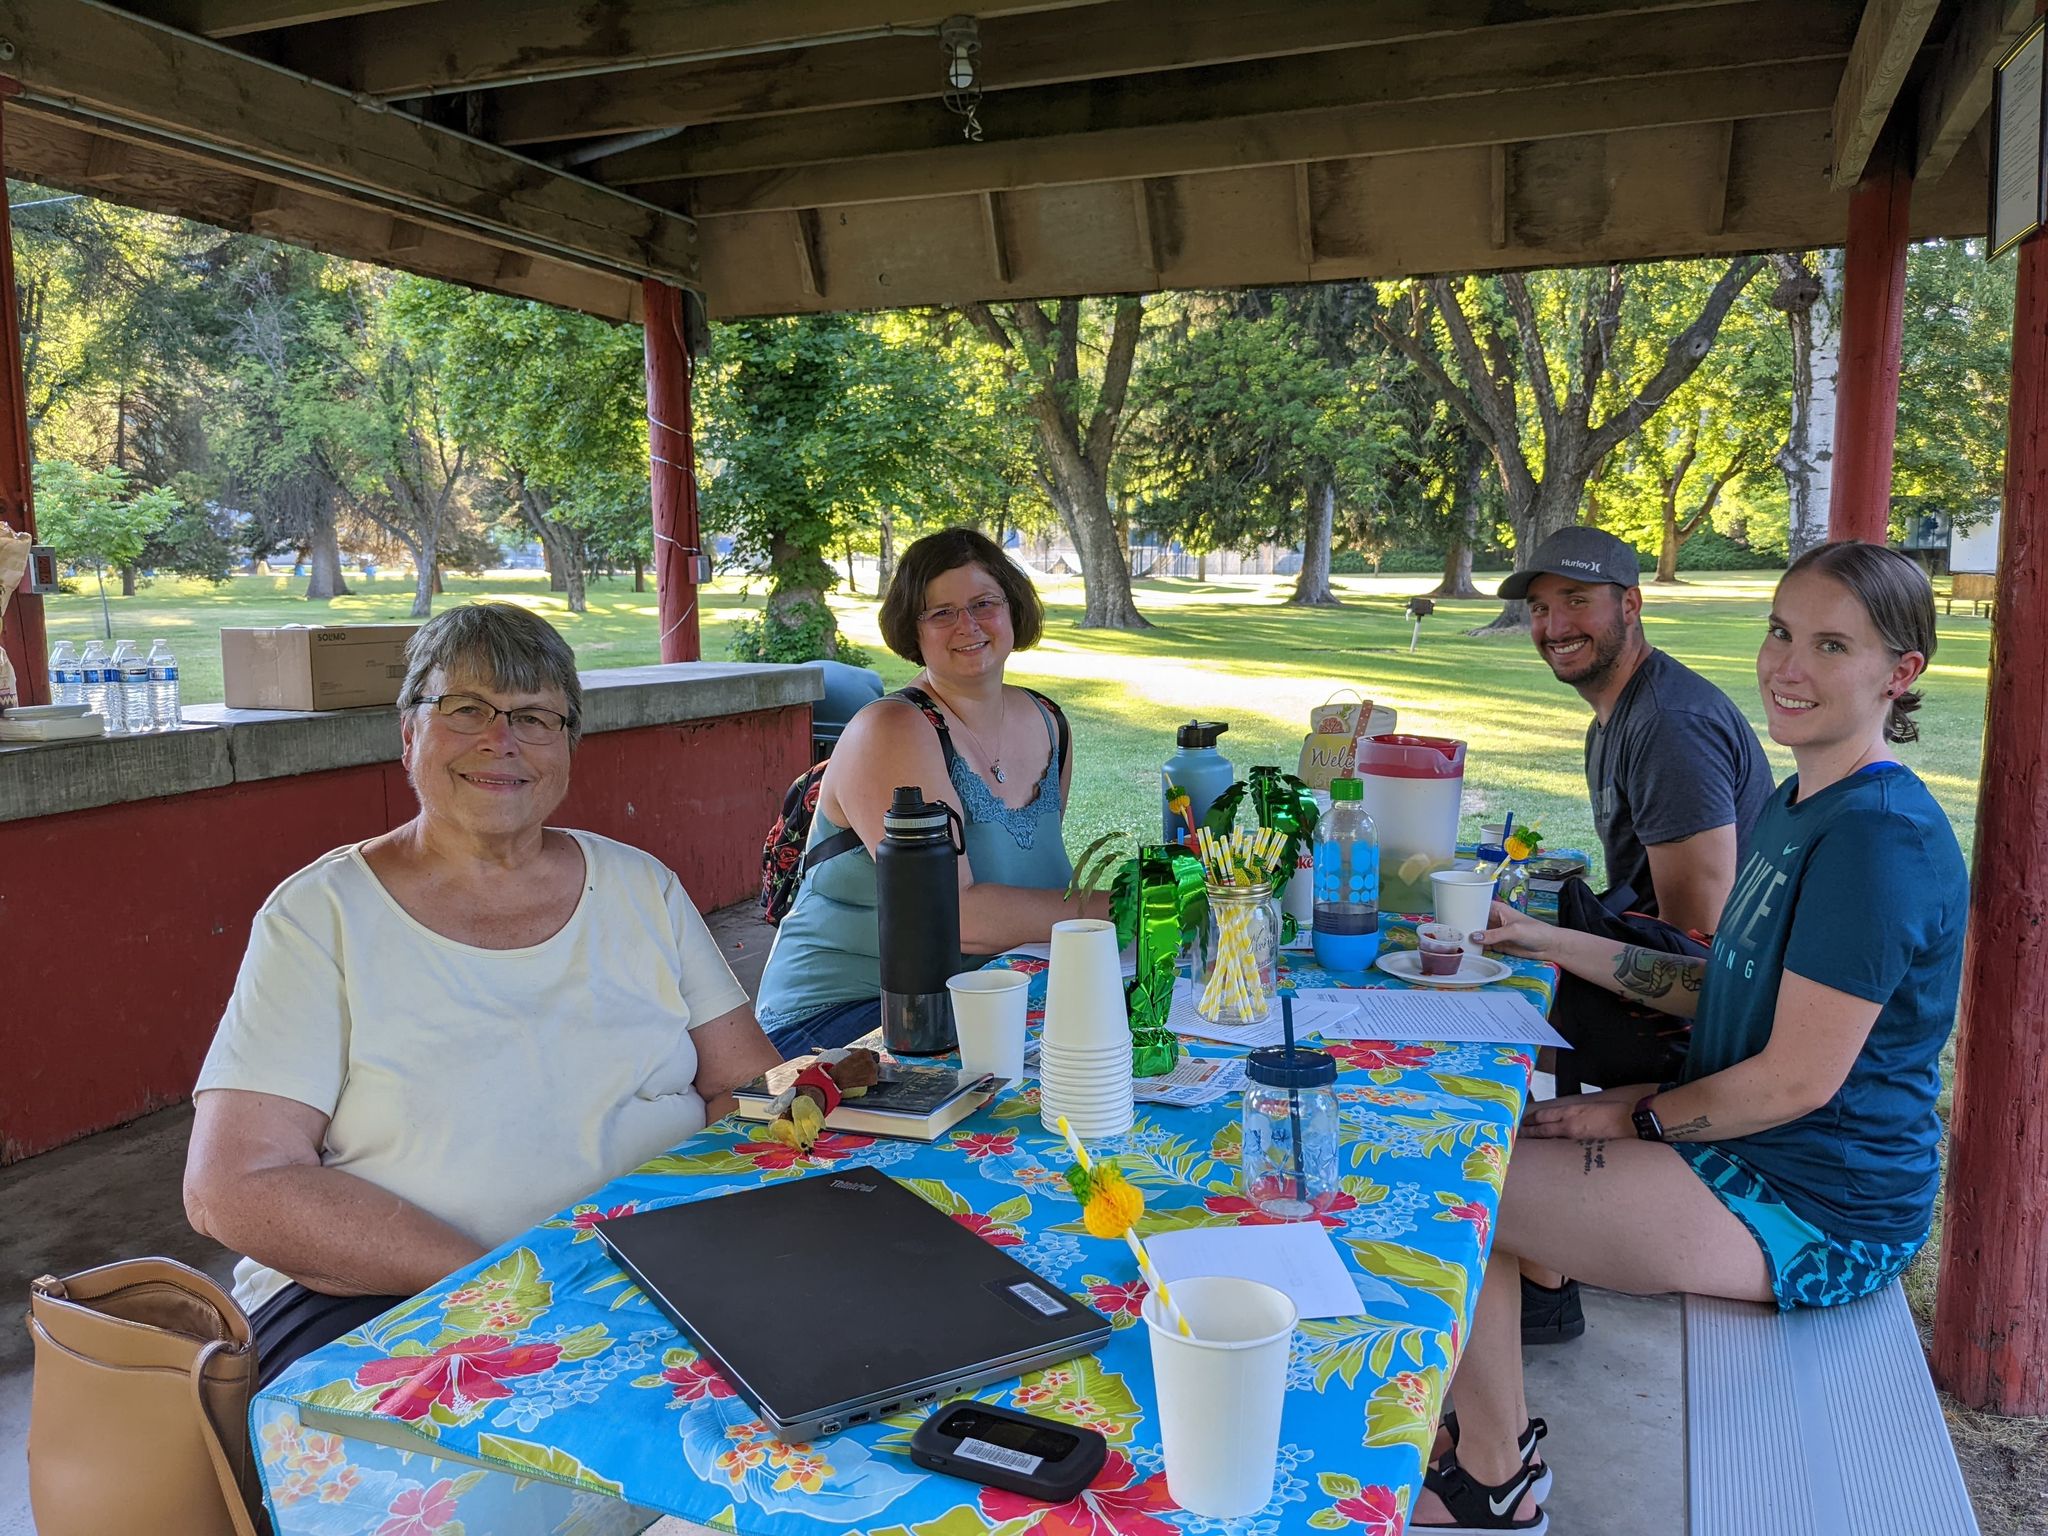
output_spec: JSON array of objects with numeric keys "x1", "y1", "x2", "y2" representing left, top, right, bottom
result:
[{"x1": 46, "y1": 566, "x2": 1992, "y2": 878}]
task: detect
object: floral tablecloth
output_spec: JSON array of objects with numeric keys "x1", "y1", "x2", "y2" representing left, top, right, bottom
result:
[{"x1": 254, "y1": 921, "x2": 1557, "y2": 1536}]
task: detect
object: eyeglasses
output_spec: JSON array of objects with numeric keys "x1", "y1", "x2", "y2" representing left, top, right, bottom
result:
[
  {"x1": 917, "y1": 594, "x2": 1009, "y2": 630},
  {"x1": 419, "y1": 693, "x2": 573, "y2": 744}
]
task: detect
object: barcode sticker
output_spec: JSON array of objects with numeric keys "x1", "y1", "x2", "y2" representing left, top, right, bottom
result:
[
  {"x1": 1007, "y1": 1281, "x2": 1065, "y2": 1316},
  {"x1": 956, "y1": 1437, "x2": 1043, "y2": 1476}
]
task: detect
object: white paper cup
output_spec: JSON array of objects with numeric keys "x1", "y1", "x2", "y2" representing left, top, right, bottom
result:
[
  {"x1": 948, "y1": 970, "x2": 1029, "y2": 1086},
  {"x1": 1142, "y1": 1276, "x2": 1297, "y2": 1517},
  {"x1": 1430, "y1": 870, "x2": 1496, "y2": 951},
  {"x1": 1044, "y1": 919, "x2": 1130, "y2": 1050},
  {"x1": 1040, "y1": 1100, "x2": 1132, "y2": 1140}
]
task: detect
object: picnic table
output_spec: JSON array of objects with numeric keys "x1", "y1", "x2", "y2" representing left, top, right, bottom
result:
[{"x1": 252, "y1": 919, "x2": 1558, "y2": 1536}]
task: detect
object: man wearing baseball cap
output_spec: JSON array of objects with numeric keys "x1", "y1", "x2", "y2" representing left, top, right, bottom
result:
[{"x1": 1499, "y1": 525, "x2": 1773, "y2": 1342}]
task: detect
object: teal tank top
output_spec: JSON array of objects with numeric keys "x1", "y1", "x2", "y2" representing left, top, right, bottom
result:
[{"x1": 755, "y1": 692, "x2": 1073, "y2": 1032}]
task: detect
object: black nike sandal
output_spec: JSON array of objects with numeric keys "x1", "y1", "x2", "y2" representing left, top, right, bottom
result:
[
  {"x1": 1414, "y1": 1452, "x2": 1548, "y2": 1534},
  {"x1": 1435, "y1": 1413, "x2": 1551, "y2": 1503}
]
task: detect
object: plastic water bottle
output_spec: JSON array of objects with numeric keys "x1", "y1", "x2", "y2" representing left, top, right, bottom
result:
[
  {"x1": 118, "y1": 640, "x2": 153, "y2": 732},
  {"x1": 1311, "y1": 776, "x2": 1382, "y2": 973},
  {"x1": 78, "y1": 640, "x2": 113, "y2": 725},
  {"x1": 48, "y1": 641, "x2": 81, "y2": 707},
  {"x1": 146, "y1": 638, "x2": 181, "y2": 731}
]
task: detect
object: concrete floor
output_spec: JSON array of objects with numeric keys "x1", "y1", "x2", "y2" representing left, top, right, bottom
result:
[{"x1": 0, "y1": 901, "x2": 1683, "y2": 1536}]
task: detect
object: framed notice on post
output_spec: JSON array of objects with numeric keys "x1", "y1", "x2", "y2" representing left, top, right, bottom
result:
[{"x1": 1990, "y1": 17, "x2": 2048, "y2": 259}]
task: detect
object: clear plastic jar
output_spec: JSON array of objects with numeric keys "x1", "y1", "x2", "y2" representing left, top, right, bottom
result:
[
  {"x1": 1478, "y1": 844, "x2": 1531, "y2": 912},
  {"x1": 1195, "y1": 881, "x2": 1280, "y2": 1025},
  {"x1": 1242, "y1": 1046, "x2": 1341, "y2": 1219}
]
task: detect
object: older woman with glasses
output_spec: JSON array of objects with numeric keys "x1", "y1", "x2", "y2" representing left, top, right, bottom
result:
[
  {"x1": 184, "y1": 604, "x2": 779, "y2": 1385},
  {"x1": 756, "y1": 526, "x2": 1109, "y2": 1056}
]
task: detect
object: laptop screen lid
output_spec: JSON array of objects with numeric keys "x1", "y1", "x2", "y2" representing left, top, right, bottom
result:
[{"x1": 596, "y1": 1166, "x2": 1110, "y2": 1439}]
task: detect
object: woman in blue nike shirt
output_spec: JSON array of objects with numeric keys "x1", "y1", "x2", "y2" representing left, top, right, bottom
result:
[{"x1": 1413, "y1": 541, "x2": 1968, "y2": 1536}]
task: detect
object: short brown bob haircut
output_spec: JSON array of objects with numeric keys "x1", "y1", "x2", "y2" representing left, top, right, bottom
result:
[{"x1": 877, "y1": 526, "x2": 1044, "y2": 664}]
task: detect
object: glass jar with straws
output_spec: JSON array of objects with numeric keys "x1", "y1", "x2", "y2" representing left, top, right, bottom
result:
[{"x1": 1192, "y1": 826, "x2": 1287, "y2": 1025}]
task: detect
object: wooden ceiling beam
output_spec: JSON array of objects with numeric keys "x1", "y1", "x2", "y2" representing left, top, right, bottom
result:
[
  {"x1": 672, "y1": 58, "x2": 1842, "y2": 216},
  {"x1": 1914, "y1": 0, "x2": 2038, "y2": 180},
  {"x1": 0, "y1": 0, "x2": 698, "y2": 285},
  {"x1": 126, "y1": 0, "x2": 439, "y2": 39},
  {"x1": 3, "y1": 112, "x2": 640, "y2": 319},
  {"x1": 483, "y1": 0, "x2": 1759, "y2": 146},
  {"x1": 595, "y1": 0, "x2": 1853, "y2": 185},
  {"x1": 269, "y1": 0, "x2": 1110, "y2": 100},
  {"x1": 1830, "y1": 0, "x2": 1943, "y2": 188}
]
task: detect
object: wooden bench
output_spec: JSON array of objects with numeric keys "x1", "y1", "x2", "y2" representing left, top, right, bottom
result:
[
  {"x1": 1946, "y1": 571, "x2": 1997, "y2": 618},
  {"x1": 1684, "y1": 1280, "x2": 1979, "y2": 1534}
]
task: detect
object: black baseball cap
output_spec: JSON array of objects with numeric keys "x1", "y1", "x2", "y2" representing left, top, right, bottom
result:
[{"x1": 1497, "y1": 527, "x2": 1642, "y2": 600}]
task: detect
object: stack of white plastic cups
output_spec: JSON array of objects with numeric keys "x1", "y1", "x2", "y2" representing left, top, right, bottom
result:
[{"x1": 1037, "y1": 918, "x2": 1134, "y2": 1141}]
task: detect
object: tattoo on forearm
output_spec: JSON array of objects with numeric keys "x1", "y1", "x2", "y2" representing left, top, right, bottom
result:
[
  {"x1": 1612, "y1": 946, "x2": 1705, "y2": 1001},
  {"x1": 1662, "y1": 1115, "x2": 1712, "y2": 1140},
  {"x1": 1580, "y1": 1138, "x2": 1608, "y2": 1174}
]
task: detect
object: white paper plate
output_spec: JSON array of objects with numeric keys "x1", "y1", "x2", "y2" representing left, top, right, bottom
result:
[{"x1": 1374, "y1": 949, "x2": 1512, "y2": 988}]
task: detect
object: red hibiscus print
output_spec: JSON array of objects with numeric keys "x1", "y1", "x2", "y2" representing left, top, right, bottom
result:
[
  {"x1": 952, "y1": 1211, "x2": 1023, "y2": 1247},
  {"x1": 1328, "y1": 1042, "x2": 1435, "y2": 1074},
  {"x1": 1085, "y1": 1278, "x2": 1149, "y2": 1320},
  {"x1": 661, "y1": 1356, "x2": 737, "y2": 1403},
  {"x1": 571, "y1": 1203, "x2": 637, "y2": 1232},
  {"x1": 1204, "y1": 1188, "x2": 1359, "y2": 1229},
  {"x1": 1331, "y1": 1484, "x2": 1407, "y2": 1535},
  {"x1": 954, "y1": 1129, "x2": 1020, "y2": 1159},
  {"x1": 376, "y1": 1476, "x2": 462, "y2": 1535},
  {"x1": 355, "y1": 1337, "x2": 563, "y2": 1422},
  {"x1": 979, "y1": 1449, "x2": 1179, "y2": 1536},
  {"x1": 737, "y1": 1130, "x2": 875, "y2": 1171},
  {"x1": 1436, "y1": 1198, "x2": 1491, "y2": 1249}
]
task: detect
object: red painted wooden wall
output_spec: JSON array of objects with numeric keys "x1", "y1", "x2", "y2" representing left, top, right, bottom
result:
[{"x1": 0, "y1": 705, "x2": 810, "y2": 1162}]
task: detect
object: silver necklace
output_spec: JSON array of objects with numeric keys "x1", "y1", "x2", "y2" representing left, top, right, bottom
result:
[{"x1": 922, "y1": 677, "x2": 1010, "y2": 783}]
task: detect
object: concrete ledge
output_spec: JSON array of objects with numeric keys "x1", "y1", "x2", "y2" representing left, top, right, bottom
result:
[{"x1": 0, "y1": 662, "x2": 823, "y2": 823}]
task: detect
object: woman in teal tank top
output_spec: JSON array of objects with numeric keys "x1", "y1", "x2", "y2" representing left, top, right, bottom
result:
[{"x1": 755, "y1": 528, "x2": 1110, "y2": 1055}]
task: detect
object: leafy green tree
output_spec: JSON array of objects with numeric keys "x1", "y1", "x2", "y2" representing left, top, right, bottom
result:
[
  {"x1": 32, "y1": 460, "x2": 180, "y2": 635},
  {"x1": 1896, "y1": 239, "x2": 2014, "y2": 534}
]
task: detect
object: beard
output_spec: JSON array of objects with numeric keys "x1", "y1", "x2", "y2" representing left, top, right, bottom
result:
[{"x1": 1545, "y1": 613, "x2": 1632, "y2": 690}]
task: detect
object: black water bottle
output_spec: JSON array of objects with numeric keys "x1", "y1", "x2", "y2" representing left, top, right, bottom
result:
[{"x1": 875, "y1": 786, "x2": 966, "y2": 1055}]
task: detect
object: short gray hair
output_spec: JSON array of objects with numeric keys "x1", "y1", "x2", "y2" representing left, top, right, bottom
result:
[{"x1": 396, "y1": 604, "x2": 585, "y2": 746}]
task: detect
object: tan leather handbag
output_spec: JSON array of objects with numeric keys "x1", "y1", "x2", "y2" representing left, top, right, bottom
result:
[{"x1": 27, "y1": 1258, "x2": 266, "y2": 1536}]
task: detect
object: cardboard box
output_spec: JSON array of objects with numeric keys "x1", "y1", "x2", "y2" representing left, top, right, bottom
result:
[{"x1": 221, "y1": 624, "x2": 417, "y2": 711}]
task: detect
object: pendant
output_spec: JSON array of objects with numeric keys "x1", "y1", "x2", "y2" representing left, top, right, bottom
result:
[{"x1": 992, "y1": 763, "x2": 1006, "y2": 784}]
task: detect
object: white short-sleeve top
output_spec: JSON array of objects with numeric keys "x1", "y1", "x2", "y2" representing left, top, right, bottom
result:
[{"x1": 195, "y1": 829, "x2": 751, "y2": 1314}]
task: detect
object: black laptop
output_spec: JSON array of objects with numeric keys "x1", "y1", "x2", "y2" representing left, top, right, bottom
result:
[{"x1": 597, "y1": 1167, "x2": 1111, "y2": 1441}]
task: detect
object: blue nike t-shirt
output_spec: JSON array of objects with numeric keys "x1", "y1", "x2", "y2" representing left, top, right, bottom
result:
[{"x1": 1684, "y1": 763, "x2": 1969, "y2": 1245}]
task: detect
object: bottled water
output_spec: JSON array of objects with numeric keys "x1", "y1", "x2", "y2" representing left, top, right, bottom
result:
[
  {"x1": 119, "y1": 640, "x2": 154, "y2": 732},
  {"x1": 48, "y1": 641, "x2": 81, "y2": 707},
  {"x1": 106, "y1": 641, "x2": 139, "y2": 734},
  {"x1": 146, "y1": 638, "x2": 181, "y2": 731},
  {"x1": 78, "y1": 640, "x2": 113, "y2": 725},
  {"x1": 1311, "y1": 776, "x2": 1382, "y2": 972}
]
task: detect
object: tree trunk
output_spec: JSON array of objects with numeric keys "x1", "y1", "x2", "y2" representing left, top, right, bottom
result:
[
  {"x1": 1049, "y1": 463, "x2": 1148, "y2": 627},
  {"x1": 877, "y1": 507, "x2": 896, "y2": 597},
  {"x1": 514, "y1": 478, "x2": 588, "y2": 614},
  {"x1": 430, "y1": 563, "x2": 445, "y2": 597},
  {"x1": 1657, "y1": 501, "x2": 1685, "y2": 583},
  {"x1": 767, "y1": 530, "x2": 839, "y2": 659},
  {"x1": 633, "y1": 556, "x2": 646, "y2": 593},
  {"x1": 303, "y1": 511, "x2": 353, "y2": 600},
  {"x1": 1290, "y1": 480, "x2": 1340, "y2": 606},
  {"x1": 545, "y1": 537, "x2": 567, "y2": 591},
  {"x1": 1468, "y1": 478, "x2": 1570, "y2": 635},
  {"x1": 409, "y1": 531, "x2": 439, "y2": 618},
  {"x1": 1772, "y1": 251, "x2": 1842, "y2": 559},
  {"x1": 120, "y1": 565, "x2": 138, "y2": 597},
  {"x1": 1197, "y1": 550, "x2": 1207, "y2": 581},
  {"x1": 1430, "y1": 444, "x2": 1487, "y2": 599},
  {"x1": 844, "y1": 537, "x2": 857, "y2": 592}
]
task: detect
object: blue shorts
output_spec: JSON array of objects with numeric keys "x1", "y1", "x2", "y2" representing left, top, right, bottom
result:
[
  {"x1": 1672, "y1": 1143, "x2": 1924, "y2": 1310},
  {"x1": 763, "y1": 996, "x2": 881, "y2": 1059}
]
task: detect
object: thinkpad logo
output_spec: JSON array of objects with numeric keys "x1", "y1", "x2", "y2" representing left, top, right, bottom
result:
[{"x1": 830, "y1": 1178, "x2": 877, "y2": 1192}]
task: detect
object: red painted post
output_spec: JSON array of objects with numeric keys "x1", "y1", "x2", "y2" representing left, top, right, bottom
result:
[
  {"x1": 1827, "y1": 138, "x2": 1911, "y2": 544},
  {"x1": 643, "y1": 279, "x2": 702, "y2": 664},
  {"x1": 0, "y1": 93, "x2": 50, "y2": 707},
  {"x1": 1931, "y1": 219, "x2": 2048, "y2": 1416}
]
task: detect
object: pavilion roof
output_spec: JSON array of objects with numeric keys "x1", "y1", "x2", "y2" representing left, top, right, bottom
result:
[{"x1": 0, "y1": 0, "x2": 2021, "y2": 321}]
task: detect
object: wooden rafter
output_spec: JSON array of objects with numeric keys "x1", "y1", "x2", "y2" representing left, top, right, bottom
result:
[
  {"x1": 982, "y1": 191, "x2": 1013, "y2": 285},
  {"x1": 792, "y1": 208, "x2": 825, "y2": 297},
  {"x1": 1830, "y1": 0, "x2": 1943, "y2": 188},
  {"x1": 269, "y1": 0, "x2": 1112, "y2": 99},
  {"x1": 671, "y1": 60, "x2": 1840, "y2": 216},
  {"x1": 1914, "y1": 0, "x2": 2037, "y2": 181},
  {"x1": 1704, "y1": 119, "x2": 1737, "y2": 233},
  {"x1": 0, "y1": 0, "x2": 698, "y2": 285},
  {"x1": 482, "y1": 0, "x2": 1764, "y2": 146},
  {"x1": 129, "y1": 0, "x2": 439, "y2": 39},
  {"x1": 596, "y1": 0, "x2": 1852, "y2": 186},
  {"x1": 1488, "y1": 144, "x2": 1509, "y2": 249},
  {"x1": 1292, "y1": 163, "x2": 1316, "y2": 268}
]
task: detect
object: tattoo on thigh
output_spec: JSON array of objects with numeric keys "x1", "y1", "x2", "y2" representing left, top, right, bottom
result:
[
  {"x1": 1612, "y1": 946, "x2": 1703, "y2": 1001},
  {"x1": 1580, "y1": 1138, "x2": 1609, "y2": 1174}
]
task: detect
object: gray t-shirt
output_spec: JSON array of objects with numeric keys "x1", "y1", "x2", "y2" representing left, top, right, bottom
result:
[{"x1": 1584, "y1": 648, "x2": 1774, "y2": 919}]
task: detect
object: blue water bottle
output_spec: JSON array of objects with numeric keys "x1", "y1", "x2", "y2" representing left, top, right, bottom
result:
[
  {"x1": 1163, "y1": 721, "x2": 1233, "y2": 845},
  {"x1": 1311, "y1": 777, "x2": 1381, "y2": 972}
]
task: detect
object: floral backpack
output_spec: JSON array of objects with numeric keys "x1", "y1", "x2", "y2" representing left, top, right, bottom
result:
[{"x1": 758, "y1": 685, "x2": 1067, "y2": 926}]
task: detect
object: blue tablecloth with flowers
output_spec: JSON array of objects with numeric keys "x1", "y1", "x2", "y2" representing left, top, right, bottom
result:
[{"x1": 254, "y1": 921, "x2": 1557, "y2": 1536}]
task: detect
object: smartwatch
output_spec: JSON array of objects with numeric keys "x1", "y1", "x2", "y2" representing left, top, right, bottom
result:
[{"x1": 1631, "y1": 1094, "x2": 1666, "y2": 1142}]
